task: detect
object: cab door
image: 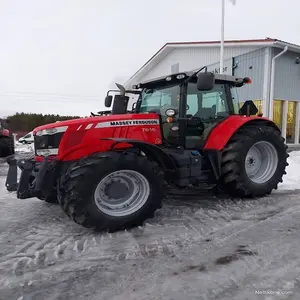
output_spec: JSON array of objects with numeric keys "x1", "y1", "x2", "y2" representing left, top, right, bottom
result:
[{"x1": 184, "y1": 82, "x2": 229, "y2": 149}]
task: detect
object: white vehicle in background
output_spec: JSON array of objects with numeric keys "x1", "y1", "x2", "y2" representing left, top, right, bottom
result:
[{"x1": 18, "y1": 131, "x2": 34, "y2": 144}]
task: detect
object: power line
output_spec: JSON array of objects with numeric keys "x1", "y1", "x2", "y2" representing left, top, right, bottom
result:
[
  {"x1": 0, "y1": 91, "x2": 104, "y2": 98},
  {"x1": 0, "y1": 95, "x2": 103, "y2": 104}
]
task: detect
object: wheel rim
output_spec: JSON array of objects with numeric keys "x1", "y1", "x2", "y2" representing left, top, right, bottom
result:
[
  {"x1": 245, "y1": 141, "x2": 278, "y2": 184},
  {"x1": 94, "y1": 170, "x2": 150, "y2": 217}
]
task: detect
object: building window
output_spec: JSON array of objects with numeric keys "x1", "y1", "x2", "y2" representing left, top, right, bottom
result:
[{"x1": 287, "y1": 101, "x2": 296, "y2": 143}]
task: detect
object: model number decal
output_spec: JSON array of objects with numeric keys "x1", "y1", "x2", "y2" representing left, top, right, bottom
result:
[{"x1": 142, "y1": 127, "x2": 156, "y2": 132}]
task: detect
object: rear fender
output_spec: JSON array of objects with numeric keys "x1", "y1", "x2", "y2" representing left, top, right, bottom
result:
[{"x1": 204, "y1": 116, "x2": 280, "y2": 151}]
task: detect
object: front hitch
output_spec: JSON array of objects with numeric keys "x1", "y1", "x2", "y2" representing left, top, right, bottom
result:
[
  {"x1": 5, "y1": 155, "x2": 19, "y2": 192},
  {"x1": 5, "y1": 154, "x2": 53, "y2": 199}
]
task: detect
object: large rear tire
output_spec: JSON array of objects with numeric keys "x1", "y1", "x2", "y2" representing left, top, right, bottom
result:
[
  {"x1": 0, "y1": 137, "x2": 14, "y2": 157},
  {"x1": 220, "y1": 125, "x2": 288, "y2": 198},
  {"x1": 57, "y1": 151, "x2": 164, "y2": 232}
]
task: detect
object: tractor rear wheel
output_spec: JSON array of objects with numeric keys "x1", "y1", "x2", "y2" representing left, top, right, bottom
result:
[
  {"x1": 57, "y1": 151, "x2": 164, "y2": 232},
  {"x1": 220, "y1": 125, "x2": 288, "y2": 198},
  {"x1": 0, "y1": 137, "x2": 14, "y2": 157}
]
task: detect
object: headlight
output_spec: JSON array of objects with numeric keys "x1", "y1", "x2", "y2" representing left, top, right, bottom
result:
[
  {"x1": 36, "y1": 149, "x2": 51, "y2": 156},
  {"x1": 45, "y1": 128, "x2": 57, "y2": 134},
  {"x1": 35, "y1": 125, "x2": 68, "y2": 136},
  {"x1": 36, "y1": 149, "x2": 58, "y2": 156},
  {"x1": 165, "y1": 109, "x2": 176, "y2": 117}
]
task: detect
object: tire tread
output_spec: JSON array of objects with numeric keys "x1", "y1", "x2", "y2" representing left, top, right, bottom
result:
[
  {"x1": 57, "y1": 151, "x2": 164, "y2": 232},
  {"x1": 220, "y1": 125, "x2": 288, "y2": 198}
]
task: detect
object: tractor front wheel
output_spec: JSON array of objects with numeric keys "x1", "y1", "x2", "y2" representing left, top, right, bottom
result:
[
  {"x1": 57, "y1": 151, "x2": 164, "y2": 232},
  {"x1": 220, "y1": 125, "x2": 288, "y2": 198}
]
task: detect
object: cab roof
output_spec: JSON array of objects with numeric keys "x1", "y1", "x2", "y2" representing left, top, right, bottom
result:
[{"x1": 136, "y1": 71, "x2": 247, "y2": 89}]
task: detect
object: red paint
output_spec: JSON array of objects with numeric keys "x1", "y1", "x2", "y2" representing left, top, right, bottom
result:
[
  {"x1": 34, "y1": 113, "x2": 276, "y2": 162},
  {"x1": 54, "y1": 113, "x2": 162, "y2": 161},
  {"x1": 35, "y1": 155, "x2": 56, "y2": 162},
  {"x1": 1, "y1": 129, "x2": 10, "y2": 137},
  {"x1": 204, "y1": 115, "x2": 273, "y2": 150}
]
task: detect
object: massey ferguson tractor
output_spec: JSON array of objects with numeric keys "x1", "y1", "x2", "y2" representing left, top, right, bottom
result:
[
  {"x1": 5, "y1": 68, "x2": 288, "y2": 232},
  {"x1": 0, "y1": 119, "x2": 14, "y2": 158}
]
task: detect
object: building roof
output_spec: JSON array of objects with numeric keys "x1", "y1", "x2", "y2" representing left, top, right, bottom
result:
[{"x1": 125, "y1": 38, "x2": 300, "y2": 88}]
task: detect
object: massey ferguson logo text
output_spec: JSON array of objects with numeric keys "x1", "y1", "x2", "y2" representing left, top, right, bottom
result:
[
  {"x1": 95, "y1": 119, "x2": 160, "y2": 129},
  {"x1": 110, "y1": 120, "x2": 159, "y2": 126}
]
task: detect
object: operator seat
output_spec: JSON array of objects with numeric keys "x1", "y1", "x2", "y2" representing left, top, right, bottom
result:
[
  {"x1": 185, "y1": 105, "x2": 217, "y2": 149},
  {"x1": 194, "y1": 105, "x2": 216, "y2": 119}
]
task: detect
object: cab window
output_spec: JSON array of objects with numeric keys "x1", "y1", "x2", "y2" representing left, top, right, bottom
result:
[
  {"x1": 186, "y1": 83, "x2": 229, "y2": 119},
  {"x1": 140, "y1": 84, "x2": 180, "y2": 113}
]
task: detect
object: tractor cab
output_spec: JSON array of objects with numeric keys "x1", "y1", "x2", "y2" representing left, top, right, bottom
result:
[{"x1": 106, "y1": 69, "x2": 253, "y2": 149}]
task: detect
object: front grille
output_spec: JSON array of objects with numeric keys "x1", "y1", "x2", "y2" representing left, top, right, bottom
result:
[{"x1": 34, "y1": 132, "x2": 64, "y2": 153}]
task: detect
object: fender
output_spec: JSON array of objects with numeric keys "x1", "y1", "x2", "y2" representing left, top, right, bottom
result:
[
  {"x1": 102, "y1": 138, "x2": 177, "y2": 173},
  {"x1": 57, "y1": 140, "x2": 132, "y2": 162},
  {"x1": 58, "y1": 138, "x2": 177, "y2": 178},
  {"x1": 204, "y1": 115, "x2": 280, "y2": 151}
]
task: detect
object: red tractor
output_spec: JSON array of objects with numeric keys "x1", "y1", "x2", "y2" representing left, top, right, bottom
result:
[
  {"x1": 0, "y1": 119, "x2": 15, "y2": 157},
  {"x1": 5, "y1": 68, "x2": 288, "y2": 232}
]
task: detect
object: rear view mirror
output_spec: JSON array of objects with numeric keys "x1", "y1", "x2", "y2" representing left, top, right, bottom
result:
[
  {"x1": 197, "y1": 72, "x2": 215, "y2": 91},
  {"x1": 104, "y1": 95, "x2": 113, "y2": 107},
  {"x1": 239, "y1": 100, "x2": 258, "y2": 116}
]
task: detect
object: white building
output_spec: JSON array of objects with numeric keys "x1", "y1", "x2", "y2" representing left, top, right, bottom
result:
[{"x1": 125, "y1": 38, "x2": 300, "y2": 145}]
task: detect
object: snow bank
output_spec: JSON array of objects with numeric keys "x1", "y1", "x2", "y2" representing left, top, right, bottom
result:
[
  {"x1": 279, "y1": 150, "x2": 300, "y2": 191},
  {"x1": 15, "y1": 142, "x2": 34, "y2": 153}
]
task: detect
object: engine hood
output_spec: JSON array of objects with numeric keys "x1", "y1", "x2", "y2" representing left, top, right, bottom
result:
[{"x1": 33, "y1": 113, "x2": 159, "y2": 134}]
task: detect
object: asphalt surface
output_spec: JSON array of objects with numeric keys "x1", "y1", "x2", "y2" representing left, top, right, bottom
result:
[{"x1": 0, "y1": 155, "x2": 300, "y2": 300}]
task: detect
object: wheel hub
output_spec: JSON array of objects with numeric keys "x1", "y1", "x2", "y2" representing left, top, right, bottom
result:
[
  {"x1": 245, "y1": 141, "x2": 278, "y2": 184},
  {"x1": 104, "y1": 179, "x2": 130, "y2": 200},
  {"x1": 247, "y1": 157, "x2": 255, "y2": 166},
  {"x1": 94, "y1": 170, "x2": 150, "y2": 217}
]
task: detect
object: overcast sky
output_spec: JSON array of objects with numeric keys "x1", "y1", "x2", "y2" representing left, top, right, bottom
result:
[{"x1": 0, "y1": 0, "x2": 298, "y2": 117}]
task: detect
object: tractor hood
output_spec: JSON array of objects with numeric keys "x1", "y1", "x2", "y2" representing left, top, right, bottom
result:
[
  {"x1": 33, "y1": 113, "x2": 160, "y2": 135},
  {"x1": 32, "y1": 113, "x2": 162, "y2": 160}
]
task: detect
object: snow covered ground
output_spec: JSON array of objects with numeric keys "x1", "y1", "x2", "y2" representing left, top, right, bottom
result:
[
  {"x1": 278, "y1": 150, "x2": 300, "y2": 190},
  {"x1": 0, "y1": 145, "x2": 300, "y2": 300},
  {"x1": 13, "y1": 142, "x2": 35, "y2": 153}
]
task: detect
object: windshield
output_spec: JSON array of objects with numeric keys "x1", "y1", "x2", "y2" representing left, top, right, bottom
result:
[{"x1": 139, "y1": 83, "x2": 180, "y2": 113}]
